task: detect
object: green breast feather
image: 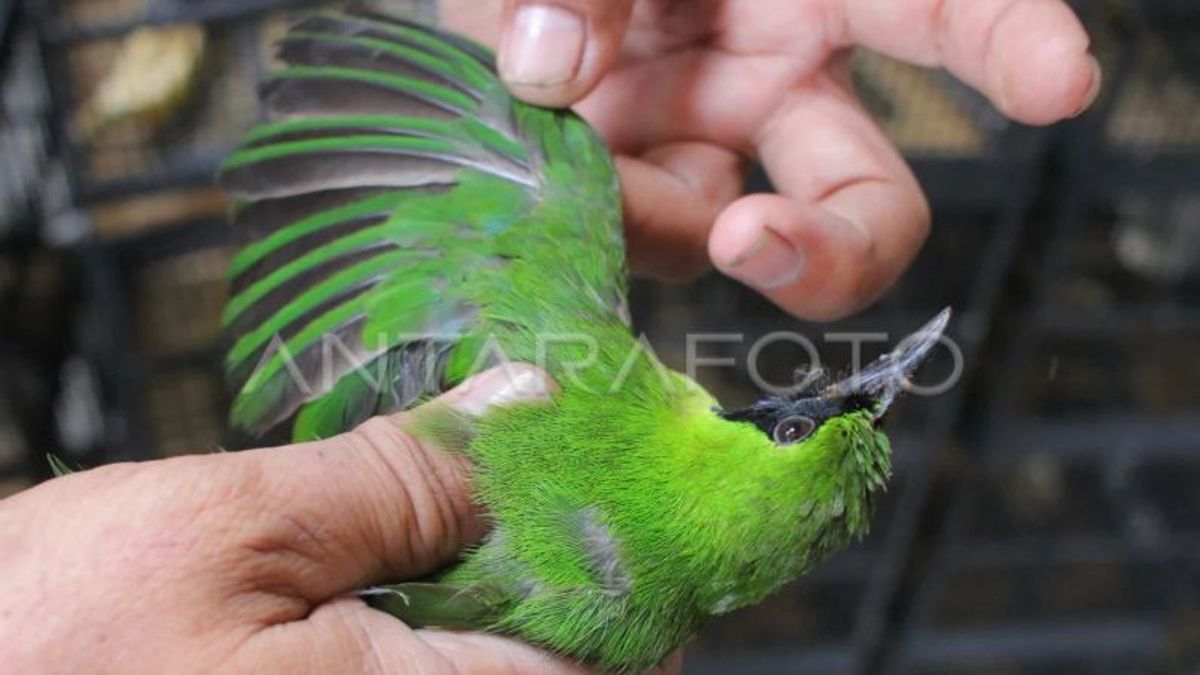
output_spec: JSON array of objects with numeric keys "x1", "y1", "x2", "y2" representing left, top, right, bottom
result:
[{"x1": 221, "y1": 9, "x2": 949, "y2": 673}]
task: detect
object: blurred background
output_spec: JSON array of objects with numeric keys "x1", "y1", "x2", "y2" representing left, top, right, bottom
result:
[{"x1": 1, "y1": 0, "x2": 1198, "y2": 673}]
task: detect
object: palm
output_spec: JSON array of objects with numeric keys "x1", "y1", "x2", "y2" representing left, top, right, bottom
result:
[
  {"x1": 582, "y1": 0, "x2": 854, "y2": 155},
  {"x1": 442, "y1": 0, "x2": 1096, "y2": 318}
]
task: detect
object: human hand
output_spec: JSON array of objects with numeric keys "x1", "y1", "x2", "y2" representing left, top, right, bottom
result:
[
  {"x1": 441, "y1": 0, "x2": 1100, "y2": 319},
  {"x1": 0, "y1": 365, "x2": 681, "y2": 675}
]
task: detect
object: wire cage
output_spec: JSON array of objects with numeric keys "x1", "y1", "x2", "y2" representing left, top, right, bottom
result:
[
  {"x1": 894, "y1": 207, "x2": 1200, "y2": 674},
  {"x1": 20, "y1": 0, "x2": 1050, "y2": 670},
  {"x1": 7, "y1": 0, "x2": 1199, "y2": 672},
  {"x1": 0, "y1": 1, "x2": 71, "y2": 499},
  {"x1": 98, "y1": 230, "x2": 234, "y2": 460},
  {"x1": 29, "y1": 0, "x2": 327, "y2": 221},
  {"x1": 1, "y1": 3, "x2": 49, "y2": 239},
  {"x1": 892, "y1": 3, "x2": 1200, "y2": 673},
  {"x1": 24, "y1": 0, "x2": 426, "y2": 464}
]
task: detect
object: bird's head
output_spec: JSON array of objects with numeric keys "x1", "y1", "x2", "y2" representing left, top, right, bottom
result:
[{"x1": 688, "y1": 309, "x2": 950, "y2": 612}]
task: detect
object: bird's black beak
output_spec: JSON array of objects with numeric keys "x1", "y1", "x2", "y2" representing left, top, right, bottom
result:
[
  {"x1": 714, "y1": 308, "x2": 952, "y2": 435},
  {"x1": 822, "y1": 308, "x2": 951, "y2": 422}
]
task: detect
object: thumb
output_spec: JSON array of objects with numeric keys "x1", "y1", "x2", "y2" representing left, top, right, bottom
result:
[
  {"x1": 498, "y1": 0, "x2": 635, "y2": 107},
  {"x1": 236, "y1": 363, "x2": 557, "y2": 602}
]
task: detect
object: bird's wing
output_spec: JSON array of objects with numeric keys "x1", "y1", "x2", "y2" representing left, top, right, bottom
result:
[{"x1": 219, "y1": 9, "x2": 625, "y2": 442}]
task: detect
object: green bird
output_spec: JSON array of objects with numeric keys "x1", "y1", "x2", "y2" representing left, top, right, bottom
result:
[{"x1": 218, "y1": 9, "x2": 950, "y2": 673}]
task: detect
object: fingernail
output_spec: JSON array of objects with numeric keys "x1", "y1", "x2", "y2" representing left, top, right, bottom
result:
[
  {"x1": 454, "y1": 365, "x2": 555, "y2": 416},
  {"x1": 501, "y1": 5, "x2": 586, "y2": 87},
  {"x1": 726, "y1": 227, "x2": 805, "y2": 290},
  {"x1": 1072, "y1": 55, "x2": 1103, "y2": 117}
]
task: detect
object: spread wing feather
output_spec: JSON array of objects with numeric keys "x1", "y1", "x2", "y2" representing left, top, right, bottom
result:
[{"x1": 220, "y1": 10, "x2": 624, "y2": 442}]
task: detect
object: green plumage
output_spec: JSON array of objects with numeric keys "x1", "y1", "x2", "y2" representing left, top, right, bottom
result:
[
  {"x1": 220, "y1": 9, "x2": 945, "y2": 672},
  {"x1": 220, "y1": 9, "x2": 622, "y2": 441}
]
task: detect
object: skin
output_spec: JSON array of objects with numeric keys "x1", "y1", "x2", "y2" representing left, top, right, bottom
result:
[
  {"x1": 1, "y1": 366, "x2": 682, "y2": 675},
  {"x1": 2, "y1": 2, "x2": 1094, "y2": 672},
  {"x1": 442, "y1": 0, "x2": 1100, "y2": 318}
]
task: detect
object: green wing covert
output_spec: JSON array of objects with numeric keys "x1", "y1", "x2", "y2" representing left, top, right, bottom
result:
[{"x1": 219, "y1": 9, "x2": 625, "y2": 442}]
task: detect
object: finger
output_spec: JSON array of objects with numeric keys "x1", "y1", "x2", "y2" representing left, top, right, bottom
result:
[
  {"x1": 241, "y1": 598, "x2": 596, "y2": 675},
  {"x1": 418, "y1": 629, "x2": 596, "y2": 674},
  {"x1": 499, "y1": 0, "x2": 636, "y2": 107},
  {"x1": 618, "y1": 142, "x2": 745, "y2": 281},
  {"x1": 438, "y1": 0, "x2": 506, "y2": 47},
  {"x1": 420, "y1": 629, "x2": 681, "y2": 675},
  {"x1": 710, "y1": 82, "x2": 928, "y2": 320},
  {"x1": 422, "y1": 629, "x2": 680, "y2": 674},
  {"x1": 228, "y1": 364, "x2": 557, "y2": 603},
  {"x1": 834, "y1": 0, "x2": 1100, "y2": 123},
  {"x1": 577, "y1": 48, "x2": 795, "y2": 156}
]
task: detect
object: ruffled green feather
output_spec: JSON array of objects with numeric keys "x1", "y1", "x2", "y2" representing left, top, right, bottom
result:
[{"x1": 220, "y1": 10, "x2": 621, "y2": 439}]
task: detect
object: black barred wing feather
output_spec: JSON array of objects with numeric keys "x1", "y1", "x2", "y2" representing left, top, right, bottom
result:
[{"x1": 219, "y1": 10, "x2": 623, "y2": 442}]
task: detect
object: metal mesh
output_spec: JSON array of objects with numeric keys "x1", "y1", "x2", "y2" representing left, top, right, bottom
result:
[{"x1": 2, "y1": 0, "x2": 1197, "y2": 673}]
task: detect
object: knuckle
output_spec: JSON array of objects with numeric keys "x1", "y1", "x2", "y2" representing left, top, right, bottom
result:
[
  {"x1": 233, "y1": 503, "x2": 336, "y2": 594},
  {"x1": 197, "y1": 456, "x2": 340, "y2": 595},
  {"x1": 345, "y1": 417, "x2": 471, "y2": 571}
]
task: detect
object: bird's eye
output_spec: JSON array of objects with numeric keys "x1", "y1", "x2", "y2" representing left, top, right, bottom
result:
[{"x1": 773, "y1": 415, "x2": 817, "y2": 445}]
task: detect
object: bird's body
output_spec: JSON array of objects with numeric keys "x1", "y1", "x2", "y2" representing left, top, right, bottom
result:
[
  {"x1": 219, "y1": 10, "x2": 944, "y2": 672},
  {"x1": 434, "y1": 393, "x2": 888, "y2": 669}
]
